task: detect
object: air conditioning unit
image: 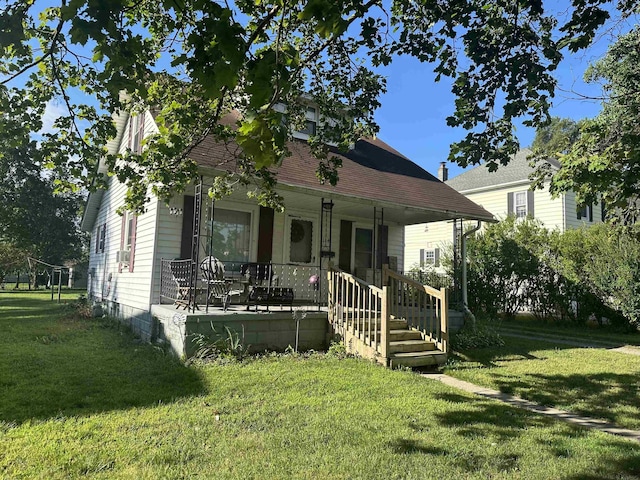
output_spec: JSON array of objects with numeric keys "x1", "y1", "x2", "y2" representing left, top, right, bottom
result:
[{"x1": 116, "y1": 250, "x2": 130, "y2": 263}]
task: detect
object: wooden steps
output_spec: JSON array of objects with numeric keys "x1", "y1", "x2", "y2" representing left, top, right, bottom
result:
[{"x1": 389, "y1": 351, "x2": 447, "y2": 368}]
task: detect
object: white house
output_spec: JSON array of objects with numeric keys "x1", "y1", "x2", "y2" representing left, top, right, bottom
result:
[
  {"x1": 80, "y1": 107, "x2": 493, "y2": 365},
  {"x1": 405, "y1": 148, "x2": 603, "y2": 272}
]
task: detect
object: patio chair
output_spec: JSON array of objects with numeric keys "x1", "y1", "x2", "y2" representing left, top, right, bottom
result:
[
  {"x1": 200, "y1": 256, "x2": 244, "y2": 311},
  {"x1": 168, "y1": 260, "x2": 196, "y2": 310}
]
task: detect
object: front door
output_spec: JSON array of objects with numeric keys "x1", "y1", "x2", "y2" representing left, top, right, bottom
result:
[{"x1": 286, "y1": 215, "x2": 317, "y2": 266}]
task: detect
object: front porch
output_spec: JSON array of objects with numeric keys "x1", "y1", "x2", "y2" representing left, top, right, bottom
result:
[{"x1": 155, "y1": 263, "x2": 463, "y2": 368}]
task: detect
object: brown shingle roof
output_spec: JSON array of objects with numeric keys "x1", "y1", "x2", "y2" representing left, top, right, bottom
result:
[{"x1": 189, "y1": 133, "x2": 493, "y2": 221}]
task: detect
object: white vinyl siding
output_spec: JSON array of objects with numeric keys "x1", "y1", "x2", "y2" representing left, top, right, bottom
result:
[{"x1": 87, "y1": 110, "x2": 160, "y2": 311}]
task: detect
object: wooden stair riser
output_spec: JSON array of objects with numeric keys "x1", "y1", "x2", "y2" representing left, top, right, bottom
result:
[
  {"x1": 389, "y1": 351, "x2": 447, "y2": 368},
  {"x1": 388, "y1": 340, "x2": 437, "y2": 354}
]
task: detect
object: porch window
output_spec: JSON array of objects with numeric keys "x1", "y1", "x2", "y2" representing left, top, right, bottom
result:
[
  {"x1": 354, "y1": 228, "x2": 373, "y2": 269},
  {"x1": 289, "y1": 218, "x2": 313, "y2": 263},
  {"x1": 205, "y1": 208, "x2": 251, "y2": 263}
]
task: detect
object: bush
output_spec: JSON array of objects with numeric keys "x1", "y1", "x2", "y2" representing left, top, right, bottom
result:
[{"x1": 466, "y1": 218, "x2": 640, "y2": 330}]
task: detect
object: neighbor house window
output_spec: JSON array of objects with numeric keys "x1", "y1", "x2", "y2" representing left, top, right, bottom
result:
[
  {"x1": 577, "y1": 203, "x2": 593, "y2": 222},
  {"x1": 119, "y1": 212, "x2": 137, "y2": 272},
  {"x1": 514, "y1": 191, "x2": 527, "y2": 218},
  {"x1": 420, "y1": 248, "x2": 440, "y2": 267},
  {"x1": 205, "y1": 208, "x2": 251, "y2": 264},
  {"x1": 507, "y1": 190, "x2": 534, "y2": 219},
  {"x1": 289, "y1": 218, "x2": 314, "y2": 263}
]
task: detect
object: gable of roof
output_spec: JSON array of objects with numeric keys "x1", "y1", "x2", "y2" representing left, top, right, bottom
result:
[{"x1": 446, "y1": 148, "x2": 560, "y2": 192}]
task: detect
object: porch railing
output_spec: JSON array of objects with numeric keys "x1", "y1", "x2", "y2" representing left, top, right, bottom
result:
[
  {"x1": 385, "y1": 268, "x2": 448, "y2": 353},
  {"x1": 327, "y1": 265, "x2": 449, "y2": 364},
  {"x1": 160, "y1": 258, "x2": 327, "y2": 310},
  {"x1": 327, "y1": 266, "x2": 388, "y2": 360}
]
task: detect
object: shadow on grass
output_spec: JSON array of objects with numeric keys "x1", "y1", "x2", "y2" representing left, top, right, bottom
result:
[
  {"x1": 487, "y1": 371, "x2": 640, "y2": 426},
  {"x1": 0, "y1": 294, "x2": 205, "y2": 425},
  {"x1": 450, "y1": 337, "x2": 575, "y2": 369}
]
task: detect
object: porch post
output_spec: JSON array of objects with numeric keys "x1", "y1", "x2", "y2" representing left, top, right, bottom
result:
[{"x1": 381, "y1": 285, "x2": 390, "y2": 366}]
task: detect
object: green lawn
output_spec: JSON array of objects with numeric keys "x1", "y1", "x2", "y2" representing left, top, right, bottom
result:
[
  {"x1": 496, "y1": 316, "x2": 640, "y2": 346},
  {"x1": 2, "y1": 292, "x2": 640, "y2": 479},
  {"x1": 446, "y1": 336, "x2": 640, "y2": 431}
]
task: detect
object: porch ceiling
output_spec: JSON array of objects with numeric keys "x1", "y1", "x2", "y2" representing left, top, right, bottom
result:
[{"x1": 278, "y1": 185, "x2": 489, "y2": 226}]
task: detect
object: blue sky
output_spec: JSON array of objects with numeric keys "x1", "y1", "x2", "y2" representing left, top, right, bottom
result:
[{"x1": 373, "y1": 44, "x2": 609, "y2": 180}]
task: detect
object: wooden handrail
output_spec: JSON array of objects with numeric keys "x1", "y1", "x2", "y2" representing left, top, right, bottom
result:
[
  {"x1": 329, "y1": 266, "x2": 383, "y2": 293},
  {"x1": 385, "y1": 268, "x2": 444, "y2": 299}
]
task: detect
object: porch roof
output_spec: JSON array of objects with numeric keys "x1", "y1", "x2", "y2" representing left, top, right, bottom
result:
[{"x1": 190, "y1": 135, "x2": 494, "y2": 225}]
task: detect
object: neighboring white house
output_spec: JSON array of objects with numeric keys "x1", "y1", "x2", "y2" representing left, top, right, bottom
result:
[
  {"x1": 80, "y1": 107, "x2": 494, "y2": 341},
  {"x1": 405, "y1": 148, "x2": 603, "y2": 272}
]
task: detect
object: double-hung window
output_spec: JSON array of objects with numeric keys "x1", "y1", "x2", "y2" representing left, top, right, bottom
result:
[{"x1": 119, "y1": 212, "x2": 137, "y2": 272}]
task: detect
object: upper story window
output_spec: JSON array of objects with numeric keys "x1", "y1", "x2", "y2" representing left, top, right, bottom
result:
[
  {"x1": 299, "y1": 107, "x2": 317, "y2": 136},
  {"x1": 514, "y1": 191, "x2": 527, "y2": 218},
  {"x1": 507, "y1": 190, "x2": 534, "y2": 219},
  {"x1": 129, "y1": 113, "x2": 145, "y2": 154}
]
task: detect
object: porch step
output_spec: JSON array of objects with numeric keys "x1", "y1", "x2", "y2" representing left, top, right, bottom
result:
[
  {"x1": 389, "y1": 339, "x2": 436, "y2": 354},
  {"x1": 390, "y1": 319, "x2": 408, "y2": 330},
  {"x1": 389, "y1": 351, "x2": 447, "y2": 368},
  {"x1": 389, "y1": 329, "x2": 422, "y2": 341}
]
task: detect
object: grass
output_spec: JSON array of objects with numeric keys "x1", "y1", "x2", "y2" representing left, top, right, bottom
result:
[
  {"x1": 2, "y1": 292, "x2": 640, "y2": 479},
  {"x1": 495, "y1": 315, "x2": 640, "y2": 346},
  {"x1": 446, "y1": 336, "x2": 640, "y2": 431}
]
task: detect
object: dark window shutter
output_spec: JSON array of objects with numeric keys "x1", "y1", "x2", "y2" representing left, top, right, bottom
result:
[
  {"x1": 527, "y1": 190, "x2": 535, "y2": 218},
  {"x1": 180, "y1": 195, "x2": 195, "y2": 260},
  {"x1": 257, "y1": 206, "x2": 274, "y2": 263},
  {"x1": 507, "y1": 192, "x2": 514, "y2": 215},
  {"x1": 338, "y1": 220, "x2": 352, "y2": 272},
  {"x1": 588, "y1": 203, "x2": 593, "y2": 222},
  {"x1": 577, "y1": 204, "x2": 582, "y2": 219},
  {"x1": 95, "y1": 227, "x2": 100, "y2": 254},
  {"x1": 129, "y1": 216, "x2": 137, "y2": 272},
  {"x1": 434, "y1": 248, "x2": 440, "y2": 267},
  {"x1": 601, "y1": 200, "x2": 606, "y2": 222},
  {"x1": 419, "y1": 249, "x2": 425, "y2": 266}
]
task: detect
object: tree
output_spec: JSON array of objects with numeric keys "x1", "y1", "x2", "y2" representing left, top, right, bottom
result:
[
  {"x1": 533, "y1": 28, "x2": 640, "y2": 223},
  {"x1": 0, "y1": 143, "x2": 85, "y2": 264},
  {"x1": 0, "y1": 0, "x2": 635, "y2": 212},
  {"x1": 531, "y1": 117, "x2": 581, "y2": 157}
]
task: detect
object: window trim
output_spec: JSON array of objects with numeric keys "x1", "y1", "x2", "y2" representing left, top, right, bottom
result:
[{"x1": 119, "y1": 212, "x2": 137, "y2": 273}]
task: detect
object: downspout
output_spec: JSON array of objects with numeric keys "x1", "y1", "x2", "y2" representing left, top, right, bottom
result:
[{"x1": 461, "y1": 220, "x2": 482, "y2": 328}]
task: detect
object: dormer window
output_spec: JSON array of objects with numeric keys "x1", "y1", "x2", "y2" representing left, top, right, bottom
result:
[{"x1": 299, "y1": 107, "x2": 317, "y2": 136}]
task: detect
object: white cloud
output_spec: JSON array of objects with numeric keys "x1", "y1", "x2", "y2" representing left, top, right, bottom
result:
[{"x1": 38, "y1": 100, "x2": 68, "y2": 135}]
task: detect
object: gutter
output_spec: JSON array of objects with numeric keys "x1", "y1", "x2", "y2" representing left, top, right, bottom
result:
[{"x1": 461, "y1": 220, "x2": 482, "y2": 327}]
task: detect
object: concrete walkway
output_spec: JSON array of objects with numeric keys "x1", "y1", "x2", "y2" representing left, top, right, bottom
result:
[
  {"x1": 421, "y1": 372, "x2": 640, "y2": 442},
  {"x1": 497, "y1": 330, "x2": 640, "y2": 356}
]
